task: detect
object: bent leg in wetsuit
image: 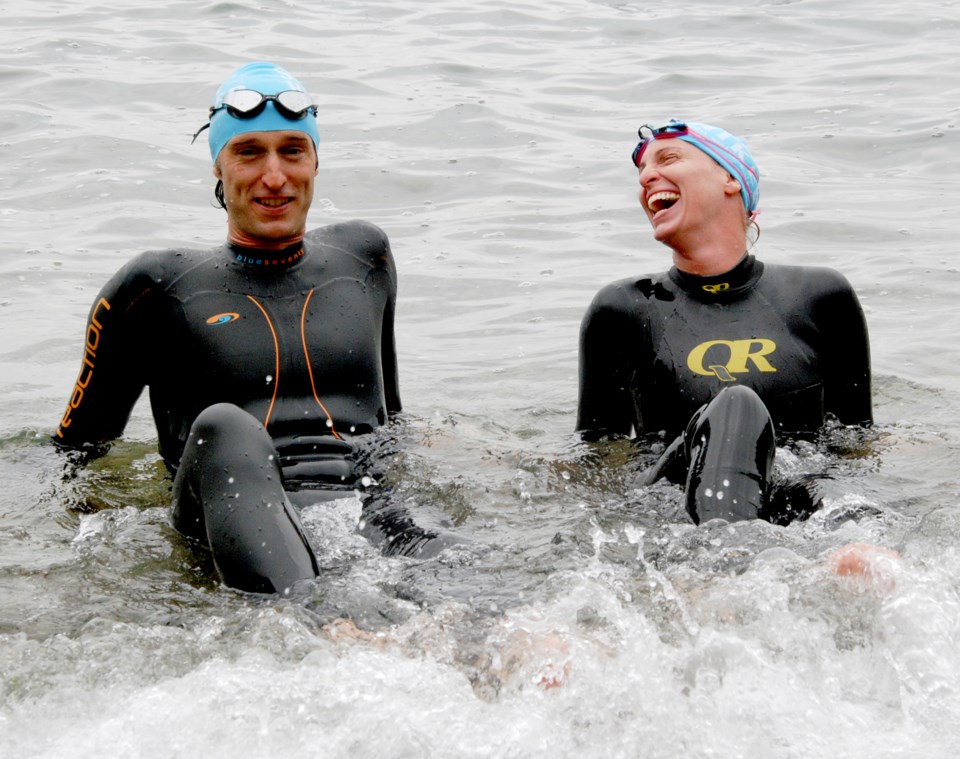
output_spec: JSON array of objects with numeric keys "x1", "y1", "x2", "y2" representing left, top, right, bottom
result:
[
  {"x1": 171, "y1": 403, "x2": 319, "y2": 594},
  {"x1": 643, "y1": 385, "x2": 823, "y2": 525},
  {"x1": 358, "y1": 489, "x2": 464, "y2": 559},
  {"x1": 171, "y1": 403, "x2": 464, "y2": 593},
  {"x1": 643, "y1": 385, "x2": 776, "y2": 524}
]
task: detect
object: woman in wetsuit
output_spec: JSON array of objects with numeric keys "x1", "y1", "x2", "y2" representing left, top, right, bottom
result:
[
  {"x1": 577, "y1": 120, "x2": 872, "y2": 524},
  {"x1": 55, "y1": 62, "x2": 448, "y2": 594}
]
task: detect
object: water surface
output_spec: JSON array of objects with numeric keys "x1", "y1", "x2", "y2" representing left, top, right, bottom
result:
[{"x1": 2, "y1": 1, "x2": 960, "y2": 756}]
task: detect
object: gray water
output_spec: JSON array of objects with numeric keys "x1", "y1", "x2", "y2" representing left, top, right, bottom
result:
[{"x1": 2, "y1": 0, "x2": 960, "y2": 756}]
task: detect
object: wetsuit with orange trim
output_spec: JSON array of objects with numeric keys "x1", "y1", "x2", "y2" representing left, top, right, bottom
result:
[
  {"x1": 55, "y1": 220, "x2": 450, "y2": 593},
  {"x1": 577, "y1": 254, "x2": 872, "y2": 524}
]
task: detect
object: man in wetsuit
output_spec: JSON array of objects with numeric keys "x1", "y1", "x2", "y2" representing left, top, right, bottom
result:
[
  {"x1": 577, "y1": 119, "x2": 872, "y2": 524},
  {"x1": 54, "y1": 62, "x2": 445, "y2": 594}
]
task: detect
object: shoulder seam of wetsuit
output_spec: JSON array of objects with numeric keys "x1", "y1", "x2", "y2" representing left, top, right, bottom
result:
[{"x1": 132, "y1": 247, "x2": 223, "y2": 293}]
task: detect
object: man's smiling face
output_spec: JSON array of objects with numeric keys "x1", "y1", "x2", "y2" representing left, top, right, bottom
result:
[{"x1": 215, "y1": 130, "x2": 318, "y2": 250}]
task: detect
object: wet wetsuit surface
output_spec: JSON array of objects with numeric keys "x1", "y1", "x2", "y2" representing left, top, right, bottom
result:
[
  {"x1": 53, "y1": 220, "x2": 441, "y2": 591},
  {"x1": 577, "y1": 254, "x2": 872, "y2": 524},
  {"x1": 577, "y1": 254, "x2": 872, "y2": 441},
  {"x1": 55, "y1": 220, "x2": 401, "y2": 486}
]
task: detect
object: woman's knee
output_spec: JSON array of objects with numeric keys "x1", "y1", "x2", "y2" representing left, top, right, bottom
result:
[
  {"x1": 700, "y1": 385, "x2": 773, "y2": 437},
  {"x1": 710, "y1": 384, "x2": 764, "y2": 411}
]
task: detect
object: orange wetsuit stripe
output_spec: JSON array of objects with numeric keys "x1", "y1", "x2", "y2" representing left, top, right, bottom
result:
[
  {"x1": 246, "y1": 295, "x2": 280, "y2": 428},
  {"x1": 301, "y1": 288, "x2": 344, "y2": 440}
]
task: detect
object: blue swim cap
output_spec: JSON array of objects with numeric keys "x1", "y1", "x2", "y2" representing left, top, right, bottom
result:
[
  {"x1": 208, "y1": 62, "x2": 320, "y2": 162},
  {"x1": 632, "y1": 119, "x2": 760, "y2": 215}
]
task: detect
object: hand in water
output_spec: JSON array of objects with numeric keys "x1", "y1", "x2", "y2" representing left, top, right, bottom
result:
[{"x1": 827, "y1": 542, "x2": 902, "y2": 593}]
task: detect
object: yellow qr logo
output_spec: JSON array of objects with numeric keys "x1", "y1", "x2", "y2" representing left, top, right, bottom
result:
[
  {"x1": 687, "y1": 339, "x2": 778, "y2": 380},
  {"x1": 702, "y1": 282, "x2": 730, "y2": 294}
]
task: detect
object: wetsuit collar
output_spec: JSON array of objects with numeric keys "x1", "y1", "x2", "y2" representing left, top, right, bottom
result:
[
  {"x1": 225, "y1": 240, "x2": 307, "y2": 270},
  {"x1": 669, "y1": 253, "x2": 763, "y2": 301}
]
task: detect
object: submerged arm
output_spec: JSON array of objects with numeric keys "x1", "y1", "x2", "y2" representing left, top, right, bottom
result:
[
  {"x1": 53, "y1": 259, "x2": 156, "y2": 454},
  {"x1": 576, "y1": 291, "x2": 638, "y2": 439},
  {"x1": 818, "y1": 272, "x2": 873, "y2": 426}
]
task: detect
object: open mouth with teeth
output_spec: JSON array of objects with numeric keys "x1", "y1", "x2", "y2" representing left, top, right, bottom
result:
[
  {"x1": 646, "y1": 191, "x2": 680, "y2": 213},
  {"x1": 257, "y1": 198, "x2": 292, "y2": 208}
]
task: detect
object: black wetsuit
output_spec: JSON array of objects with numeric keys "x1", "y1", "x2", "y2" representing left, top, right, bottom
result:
[
  {"x1": 577, "y1": 254, "x2": 872, "y2": 523},
  {"x1": 55, "y1": 220, "x2": 446, "y2": 592}
]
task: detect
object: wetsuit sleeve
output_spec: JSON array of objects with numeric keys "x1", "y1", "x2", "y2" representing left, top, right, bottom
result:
[
  {"x1": 815, "y1": 271, "x2": 873, "y2": 426},
  {"x1": 349, "y1": 219, "x2": 402, "y2": 416},
  {"x1": 576, "y1": 285, "x2": 638, "y2": 439},
  {"x1": 382, "y1": 292, "x2": 402, "y2": 415},
  {"x1": 376, "y1": 226, "x2": 402, "y2": 415},
  {"x1": 53, "y1": 256, "x2": 158, "y2": 449}
]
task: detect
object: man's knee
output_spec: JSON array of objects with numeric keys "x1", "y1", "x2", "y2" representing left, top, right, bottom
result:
[{"x1": 190, "y1": 402, "x2": 262, "y2": 438}]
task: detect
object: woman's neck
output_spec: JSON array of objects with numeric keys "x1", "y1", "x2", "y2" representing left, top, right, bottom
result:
[
  {"x1": 673, "y1": 246, "x2": 747, "y2": 276},
  {"x1": 670, "y1": 223, "x2": 748, "y2": 276}
]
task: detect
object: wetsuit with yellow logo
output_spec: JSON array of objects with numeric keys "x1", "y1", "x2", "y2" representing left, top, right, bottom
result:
[
  {"x1": 55, "y1": 221, "x2": 448, "y2": 593},
  {"x1": 577, "y1": 254, "x2": 872, "y2": 524}
]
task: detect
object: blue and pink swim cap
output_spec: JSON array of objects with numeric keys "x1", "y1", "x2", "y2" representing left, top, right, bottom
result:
[
  {"x1": 208, "y1": 62, "x2": 320, "y2": 162},
  {"x1": 631, "y1": 119, "x2": 760, "y2": 215}
]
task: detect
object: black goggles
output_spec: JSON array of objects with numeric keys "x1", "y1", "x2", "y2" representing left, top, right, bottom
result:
[
  {"x1": 630, "y1": 121, "x2": 689, "y2": 166},
  {"x1": 211, "y1": 89, "x2": 317, "y2": 121}
]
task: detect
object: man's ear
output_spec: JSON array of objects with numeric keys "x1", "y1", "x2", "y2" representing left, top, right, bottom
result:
[{"x1": 213, "y1": 161, "x2": 222, "y2": 180}]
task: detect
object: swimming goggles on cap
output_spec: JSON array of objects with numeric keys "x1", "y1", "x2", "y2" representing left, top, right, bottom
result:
[
  {"x1": 192, "y1": 89, "x2": 318, "y2": 143},
  {"x1": 631, "y1": 121, "x2": 689, "y2": 166},
  {"x1": 211, "y1": 89, "x2": 317, "y2": 120}
]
